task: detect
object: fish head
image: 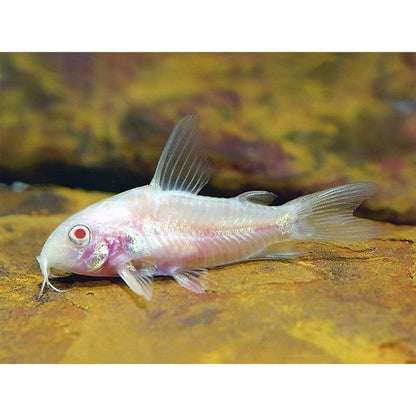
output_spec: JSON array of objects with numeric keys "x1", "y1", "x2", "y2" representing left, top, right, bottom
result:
[{"x1": 36, "y1": 211, "x2": 110, "y2": 299}]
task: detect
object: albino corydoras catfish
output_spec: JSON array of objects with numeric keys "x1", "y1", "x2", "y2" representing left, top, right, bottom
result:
[{"x1": 37, "y1": 114, "x2": 384, "y2": 300}]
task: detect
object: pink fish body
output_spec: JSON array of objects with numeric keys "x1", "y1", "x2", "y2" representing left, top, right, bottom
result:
[{"x1": 37, "y1": 115, "x2": 383, "y2": 300}]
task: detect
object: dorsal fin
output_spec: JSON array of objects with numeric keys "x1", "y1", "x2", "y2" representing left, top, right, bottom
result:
[
  {"x1": 150, "y1": 114, "x2": 210, "y2": 194},
  {"x1": 237, "y1": 190, "x2": 277, "y2": 205}
]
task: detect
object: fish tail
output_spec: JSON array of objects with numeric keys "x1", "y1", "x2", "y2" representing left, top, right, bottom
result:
[{"x1": 286, "y1": 182, "x2": 386, "y2": 242}]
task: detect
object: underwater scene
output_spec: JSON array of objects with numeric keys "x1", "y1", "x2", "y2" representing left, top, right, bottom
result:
[{"x1": 1, "y1": 52, "x2": 415, "y2": 363}]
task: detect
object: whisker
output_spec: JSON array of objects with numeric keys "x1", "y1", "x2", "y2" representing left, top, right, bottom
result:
[
  {"x1": 47, "y1": 280, "x2": 67, "y2": 293},
  {"x1": 36, "y1": 277, "x2": 48, "y2": 300}
]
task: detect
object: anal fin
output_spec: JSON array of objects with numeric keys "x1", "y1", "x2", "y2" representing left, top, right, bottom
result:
[
  {"x1": 249, "y1": 241, "x2": 305, "y2": 261},
  {"x1": 172, "y1": 268, "x2": 209, "y2": 294}
]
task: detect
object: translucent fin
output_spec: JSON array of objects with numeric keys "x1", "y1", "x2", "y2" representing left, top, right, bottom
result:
[
  {"x1": 286, "y1": 182, "x2": 385, "y2": 242},
  {"x1": 172, "y1": 268, "x2": 209, "y2": 294},
  {"x1": 237, "y1": 190, "x2": 277, "y2": 205},
  {"x1": 249, "y1": 241, "x2": 304, "y2": 260},
  {"x1": 117, "y1": 262, "x2": 154, "y2": 301},
  {"x1": 150, "y1": 114, "x2": 210, "y2": 194}
]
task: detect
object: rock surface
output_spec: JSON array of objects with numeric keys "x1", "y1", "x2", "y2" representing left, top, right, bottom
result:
[
  {"x1": 1, "y1": 53, "x2": 416, "y2": 223},
  {"x1": 0, "y1": 186, "x2": 415, "y2": 363}
]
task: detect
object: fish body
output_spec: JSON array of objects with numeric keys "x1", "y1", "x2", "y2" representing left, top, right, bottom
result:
[{"x1": 37, "y1": 115, "x2": 383, "y2": 300}]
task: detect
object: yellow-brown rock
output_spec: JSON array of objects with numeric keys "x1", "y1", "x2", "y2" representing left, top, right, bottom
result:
[{"x1": 0, "y1": 186, "x2": 415, "y2": 363}]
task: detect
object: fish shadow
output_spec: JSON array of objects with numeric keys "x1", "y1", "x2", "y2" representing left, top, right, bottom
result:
[
  {"x1": 48, "y1": 273, "x2": 173, "y2": 309},
  {"x1": 54, "y1": 273, "x2": 121, "y2": 289}
]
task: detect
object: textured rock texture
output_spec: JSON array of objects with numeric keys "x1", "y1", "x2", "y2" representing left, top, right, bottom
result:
[
  {"x1": 0, "y1": 186, "x2": 415, "y2": 363},
  {"x1": 1, "y1": 53, "x2": 416, "y2": 223}
]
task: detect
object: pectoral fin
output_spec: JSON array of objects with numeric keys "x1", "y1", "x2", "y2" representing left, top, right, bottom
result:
[
  {"x1": 117, "y1": 262, "x2": 155, "y2": 300},
  {"x1": 172, "y1": 268, "x2": 209, "y2": 294}
]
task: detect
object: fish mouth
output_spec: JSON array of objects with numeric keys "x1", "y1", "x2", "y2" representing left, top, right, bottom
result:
[{"x1": 36, "y1": 255, "x2": 67, "y2": 300}]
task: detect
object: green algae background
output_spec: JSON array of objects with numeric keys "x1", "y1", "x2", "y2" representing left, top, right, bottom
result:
[
  {"x1": 2, "y1": 53, "x2": 416, "y2": 222},
  {"x1": 1, "y1": 53, "x2": 415, "y2": 363}
]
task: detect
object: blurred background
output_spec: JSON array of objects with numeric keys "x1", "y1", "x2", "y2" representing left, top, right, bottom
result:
[{"x1": 1, "y1": 52, "x2": 415, "y2": 224}]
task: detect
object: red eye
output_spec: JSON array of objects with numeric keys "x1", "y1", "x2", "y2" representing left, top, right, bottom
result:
[
  {"x1": 69, "y1": 224, "x2": 91, "y2": 245},
  {"x1": 74, "y1": 228, "x2": 86, "y2": 239}
]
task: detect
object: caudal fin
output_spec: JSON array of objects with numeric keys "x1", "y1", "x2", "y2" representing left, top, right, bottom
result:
[{"x1": 286, "y1": 182, "x2": 385, "y2": 242}]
